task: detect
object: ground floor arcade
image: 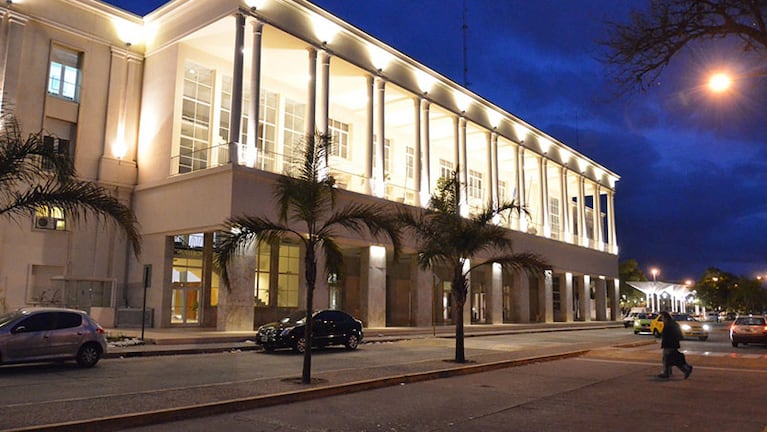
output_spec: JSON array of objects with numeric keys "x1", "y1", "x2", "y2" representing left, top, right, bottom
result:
[{"x1": 113, "y1": 232, "x2": 620, "y2": 331}]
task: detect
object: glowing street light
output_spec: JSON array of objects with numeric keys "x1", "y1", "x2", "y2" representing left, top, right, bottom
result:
[
  {"x1": 650, "y1": 268, "x2": 659, "y2": 283},
  {"x1": 707, "y1": 72, "x2": 732, "y2": 93}
]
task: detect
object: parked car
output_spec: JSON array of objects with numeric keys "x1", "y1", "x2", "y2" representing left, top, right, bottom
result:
[
  {"x1": 622, "y1": 311, "x2": 643, "y2": 328},
  {"x1": 256, "y1": 309, "x2": 363, "y2": 353},
  {"x1": 649, "y1": 313, "x2": 710, "y2": 341},
  {"x1": 633, "y1": 312, "x2": 658, "y2": 334},
  {"x1": 729, "y1": 315, "x2": 767, "y2": 348},
  {"x1": 0, "y1": 307, "x2": 107, "y2": 367}
]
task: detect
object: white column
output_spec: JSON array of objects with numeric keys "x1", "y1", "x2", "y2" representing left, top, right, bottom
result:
[
  {"x1": 217, "y1": 242, "x2": 255, "y2": 331},
  {"x1": 594, "y1": 183, "x2": 603, "y2": 250},
  {"x1": 361, "y1": 245, "x2": 387, "y2": 328},
  {"x1": 413, "y1": 97, "x2": 422, "y2": 207},
  {"x1": 540, "y1": 156, "x2": 550, "y2": 237},
  {"x1": 542, "y1": 270, "x2": 554, "y2": 323},
  {"x1": 490, "y1": 263, "x2": 503, "y2": 324},
  {"x1": 607, "y1": 189, "x2": 618, "y2": 253},
  {"x1": 374, "y1": 78, "x2": 386, "y2": 197},
  {"x1": 577, "y1": 176, "x2": 586, "y2": 247},
  {"x1": 0, "y1": 12, "x2": 27, "y2": 108},
  {"x1": 420, "y1": 99, "x2": 431, "y2": 206},
  {"x1": 365, "y1": 76, "x2": 374, "y2": 195},
  {"x1": 228, "y1": 12, "x2": 246, "y2": 165},
  {"x1": 517, "y1": 147, "x2": 527, "y2": 232},
  {"x1": 513, "y1": 271, "x2": 530, "y2": 323},
  {"x1": 563, "y1": 272, "x2": 574, "y2": 322},
  {"x1": 247, "y1": 20, "x2": 264, "y2": 168},
  {"x1": 317, "y1": 50, "x2": 331, "y2": 135},
  {"x1": 611, "y1": 278, "x2": 620, "y2": 320},
  {"x1": 560, "y1": 166, "x2": 571, "y2": 243},
  {"x1": 412, "y1": 259, "x2": 433, "y2": 327},
  {"x1": 305, "y1": 47, "x2": 317, "y2": 138},
  {"x1": 459, "y1": 117, "x2": 468, "y2": 214},
  {"x1": 485, "y1": 132, "x2": 494, "y2": 209},
  {"x1": 491, "y1": 133, "x2": 500, "y2": 208},
  {"x1": 579, "y1": 275, "x2": 591, "y2": 321},
  {"x1": 595, "y1": 277, "x2": 607, "y2": 321}
]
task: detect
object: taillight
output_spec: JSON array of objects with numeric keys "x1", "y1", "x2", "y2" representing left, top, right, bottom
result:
[{"x1": 96, "y1": 325, "x2": 105, "y2": 334}]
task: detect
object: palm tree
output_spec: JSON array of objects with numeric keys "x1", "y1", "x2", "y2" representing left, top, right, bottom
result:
[
  {"x1": 400, "y1": 169, "x2": 548, "y2": 363},
  {"x1": 215, "y1": 132, "x2": 401, "y2": 384},
  {"x1": 0, "y1": 109, "x2": 141, "y2": 257}
]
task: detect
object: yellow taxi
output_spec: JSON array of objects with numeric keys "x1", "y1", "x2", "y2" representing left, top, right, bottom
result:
[{"x1": 650, "y1": 313, "x2": 710, "y2": 341}]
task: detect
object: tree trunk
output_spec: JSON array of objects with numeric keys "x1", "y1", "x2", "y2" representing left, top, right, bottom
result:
[
  {"x1": 302, "y1": 246, "x2": 316, "y2": 384},
  {"x1": 453, "y1": 267, "x2": 467, "y2": 363}
]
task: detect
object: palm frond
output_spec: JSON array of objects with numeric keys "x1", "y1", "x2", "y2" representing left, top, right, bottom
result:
[
  {"x1": 216, "y1": 215, "x2": 301, "y2": 289},
  {"x1": 465, "y1": 252, "x2": 549, "y2": 279},
  {"x1": 319, "y1": 202, "x2": 402, "y2": 261}
]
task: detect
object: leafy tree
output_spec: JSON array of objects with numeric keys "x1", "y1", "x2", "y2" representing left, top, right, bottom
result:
[
  {"x1": 695, "y1": 267, "x2": 736, "y2": 309},
  {"x1": 727, "y1": 277, "x2": 767, "y2": 313},
  {"x1": 399, "y1": 170, "x2": 548, "y2": 363},
  {"x1": 601, "y1": 0, "x2": 767, "y2": 94},
  {"x1": 0, "y1": 109, "x2": 141, "y2": 257},
  {"x1": 618, "y1": 259, "x2": 647, "y2": 309},
  {"x1": 215, "y1": 132, "x2": 401, "y2": 384}
]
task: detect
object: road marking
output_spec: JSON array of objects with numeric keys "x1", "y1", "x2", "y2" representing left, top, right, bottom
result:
[{"x1": 576, "y1": 357, "x2": 767, "y2": 373}]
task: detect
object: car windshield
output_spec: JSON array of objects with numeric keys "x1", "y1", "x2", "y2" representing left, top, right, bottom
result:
[
  {"x1": 0, "y1": 310, "x2": 23, "y2": 328},
  {"x1": 736, "y1": 317, "x2": 765, "y2": 326},
  {"x1": 281, "y1": 310, "x2": 308, "y2": 325},
  {"x1": 674, "y1": 314, "x2": 693, "y2": 321}
]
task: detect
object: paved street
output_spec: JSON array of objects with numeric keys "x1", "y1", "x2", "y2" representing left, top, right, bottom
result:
[
  {"x1": 123, "y1": 356, "x2": 767, "y2": 432},
  {"x1": 1, "y1": 325, "x2": 765, "y2": 431}
]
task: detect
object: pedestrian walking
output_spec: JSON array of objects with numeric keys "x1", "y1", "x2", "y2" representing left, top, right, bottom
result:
[{"x1": 658, "y1": 311, "x2": 693, "y2": 379}]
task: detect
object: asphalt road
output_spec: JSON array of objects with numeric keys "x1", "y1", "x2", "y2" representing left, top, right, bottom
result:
[
  {"x1": 123, "y1": 355, "x2": 767, "y2": 432},
  {"x1": 1, "y1": 325, "x2": 763, "y2": 431}
]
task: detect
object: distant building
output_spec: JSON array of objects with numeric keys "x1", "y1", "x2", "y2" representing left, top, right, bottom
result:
[{"x1": 0, "y1": 0, "x2": 620, "y2": 330}]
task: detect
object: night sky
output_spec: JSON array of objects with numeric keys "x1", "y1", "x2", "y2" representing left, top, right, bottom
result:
[{"x1": 105, "y1": 0, "x2": 767, "y2": 282}]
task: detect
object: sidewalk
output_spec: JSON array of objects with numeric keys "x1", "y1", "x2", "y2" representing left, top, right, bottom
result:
[{"x1": 104, "y1": 321, "x2": 624, "y2": 358}]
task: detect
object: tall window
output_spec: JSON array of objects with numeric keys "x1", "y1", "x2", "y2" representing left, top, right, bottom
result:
[
  {"x1": 468, "y1": 169, "x2": 483, "y2": 200},
  {"x1": 258, "y1": 90, "x2": 279, "y2": 171},
  {"x1": 282, "y1": 99, "x2": 305, "y2": 170},
  {"x1": 178, "y1": 62, "x2": 213, "y2": 174},
  {"x1": 254, "y1": 243, "x2": 271, "y2": 307},
  {"x1": 405, "y1": 147, "x2": 414, "y2": 179},
  {"x1": 277, "y1": 244, "x2": 300, "y2": 307},
  {"x1": 371, "y1": 137, "x2": 392, "y2": 178},
  {"x1": 328, "y1": 118, "x2": 350, "y2": 159},
  {"x1": 48, "y1": 46, "x2": 82, "y2": 101},
  {"x1": 439, "y1": 159, "x2": 453, "y2": 180},
  {"x1": 549, "y1": 197, "x2": 560, "y2": 239},
  {"x1": 499, "y1": 180, "x2": 507, "y2": 203},
  {"x1": 219, "y1": 76, "x2": 249, "y2": 153}
]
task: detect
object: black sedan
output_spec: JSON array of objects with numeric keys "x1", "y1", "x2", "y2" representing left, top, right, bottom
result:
[{"x1": 256, "y1": 309, "x2": 363, "y2": 353}]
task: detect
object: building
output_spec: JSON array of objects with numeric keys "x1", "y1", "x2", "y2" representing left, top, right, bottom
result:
[{"x1": 0, "y1": 0, "x2": 621, "y2": 330}]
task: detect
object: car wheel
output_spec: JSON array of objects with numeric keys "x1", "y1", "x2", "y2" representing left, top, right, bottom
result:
[
  {"x1": 699, "y1": 336, "x2": 708, "y2": 341},
  {"x1": 732, "y1": 341, "x2": 738, "y2": 348},
  {"x1": 76, "y1": 343, "x2": 102, "y2": 368},
  {"x1": 345, "y1": 334, "x2": 360, "y2": 350},
  {"x1": 653, "y1": 329, "x2": 661, "y2": 338},
  {"x1": 294, "y1": 337, "x2": 307, "y2": 354}
]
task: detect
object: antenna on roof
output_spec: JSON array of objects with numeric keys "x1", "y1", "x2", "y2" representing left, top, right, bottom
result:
[{"x1": 462, "y1": 0, "x2": 469, "y2": 88}]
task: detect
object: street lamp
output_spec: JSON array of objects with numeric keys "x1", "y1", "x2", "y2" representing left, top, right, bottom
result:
[{"x1": 707, "y1": 72, "x2": 732, "y2": 93}]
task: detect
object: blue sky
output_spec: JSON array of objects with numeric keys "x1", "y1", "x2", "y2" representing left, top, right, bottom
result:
[{"x1": 106, "y1": 0, "x2": 767, "y2": 282}]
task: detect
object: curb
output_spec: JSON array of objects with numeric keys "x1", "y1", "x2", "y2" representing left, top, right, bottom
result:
[{"x1": 9, "y1": 349, "x2": 589, "y2": 432}]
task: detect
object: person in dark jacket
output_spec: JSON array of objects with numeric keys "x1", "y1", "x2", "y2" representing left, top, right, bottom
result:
[{"x1": 658, "y1": 311, "x2": 693, "y2": 379}]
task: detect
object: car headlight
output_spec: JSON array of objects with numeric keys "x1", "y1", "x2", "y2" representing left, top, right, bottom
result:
[
  {"x1": 702, "y1": 324, "x2": 711, "y2": 331},
  {"x1": 681, "y1": 324, "x2": 691, "y2": 331}
]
